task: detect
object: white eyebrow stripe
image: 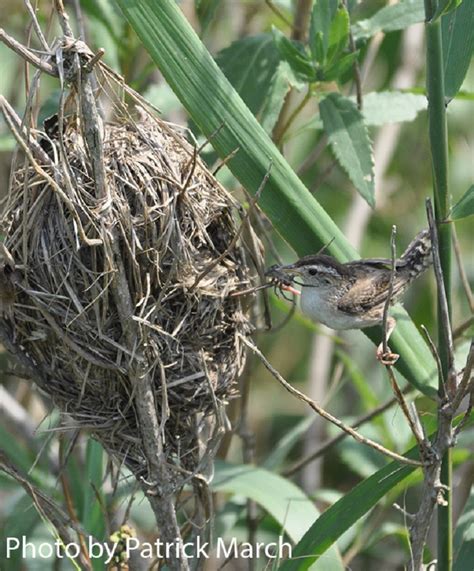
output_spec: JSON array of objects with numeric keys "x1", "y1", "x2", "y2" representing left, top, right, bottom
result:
[{"x1": 308, "y1": 265, "x2": 340, "y2": 276}]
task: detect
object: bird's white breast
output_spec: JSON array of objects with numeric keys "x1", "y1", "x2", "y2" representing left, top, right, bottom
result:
[{"x1": 300, "y1": 288, "x2": 369, "y2": 330}]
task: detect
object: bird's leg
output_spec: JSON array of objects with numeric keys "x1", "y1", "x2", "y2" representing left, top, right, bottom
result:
[{"x1": 376, "y1": 316, "x2": 399, "y2": 365}]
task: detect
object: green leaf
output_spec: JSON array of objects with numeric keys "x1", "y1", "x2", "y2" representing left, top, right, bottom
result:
[
  {"x1": 82, "y1": 440, "x2": 105, "y2": 539},
  {"x1": 263, "y1": 416, "x2": 314, "y2": 470},
  {"x1": 195, "y1": 0, "x2": 221, "y2": 34},
  {"x1": 309, "y1": 0, "x2": 338, "y2": 63},
  {"x1": 451, "y1": 185, "x2": 474, "y2": 220},
  {"x1": 1, "y1": 493, "x2": 42, "y2": 569},
  {"x1": 320, "y1": 93, "x2": 375, "y2": 207},
  {"x1": 81, "y1": 0, "x2": 123, "y2": 44},
  {"x1": 113, "y1": 0, "x2": 438, "y2": 396},
  {"x1": 442, "y1": 0, "x2": 474, "y2": 100},
  {"x1": 216, "y1": 34, "x2": 282, "y2": 118},
  {"x1": 294, "y1": 91, "x2": 427, "y2": 133},
  {"x1": 454, "y1": 484, "x2": 474, "y2": 570},
  {"x1": 272, "y1": 28, "x2": 316, "y2": 82},
  {"x1": 323, "y1": 51, "x2": 359, "y2": 81},
  {"x1": 212, "y1": 461, "x2": 344, "y2": 570},
  {"x1": 352, "y1": 0, "x2": 425, "y2": 40},
  {"x1": 327, "y1": 7, "x2": 350, "y2": 65},
  {"x1": 359, "y1": 91, "x2": 427, "y2": 125},
  {"x1": 260, "y1": 62, "x2": 294, "y2": 133},
  {"x1": 432, "y1": 0, "x2": 463, "y2": 22}
]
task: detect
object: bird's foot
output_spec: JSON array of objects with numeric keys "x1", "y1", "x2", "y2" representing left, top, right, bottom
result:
[{"x1": 376, "y1": 344, "x2": 400, "y2": 366}]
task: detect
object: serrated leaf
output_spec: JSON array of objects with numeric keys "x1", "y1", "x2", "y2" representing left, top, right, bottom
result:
[
  {"x1": 272, "y1": 27, "x2": 316, "y2": 82},
  {"x1": 323, "y1": 51, "x2": 359, "y2": 81},
  {"x1": 326, "y1": 7, "x2": 350, "y2": 65},
  {"x1": 294, "y1": 91, "x2": 427, "y2": 134},
  {"x1": 442, "y1": 0, "x2": 474, "y2": 99},
  {"x1": 451, "y1": 185, "x2": 474, "y2": 220},
  {"x1": 320, "y1": 93, "x2": 375, "y2": 206},
  {"x1": 309, "y1": 0, "x2": 338, "y2": 63},
  {"x1": 352, "y1": 0, "x2": 425, "y2": 40}
]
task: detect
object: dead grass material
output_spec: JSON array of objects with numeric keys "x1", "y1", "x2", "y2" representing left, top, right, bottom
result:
[{"x1": 1, "y1": 65, "x2": 252, "y2": 482}]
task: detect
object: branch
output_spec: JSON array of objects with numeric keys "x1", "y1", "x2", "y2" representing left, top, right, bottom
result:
[
  {"x1": 0, "y1": 28, "x2": 57, "y2": 76},
  {"x1": 240, "y1": 335, "x2": 422, "y2": 467}
]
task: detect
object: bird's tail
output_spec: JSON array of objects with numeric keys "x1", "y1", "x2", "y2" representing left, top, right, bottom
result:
[{"x1": 397, "y1": 229, "x2": 432, "y2": 282}]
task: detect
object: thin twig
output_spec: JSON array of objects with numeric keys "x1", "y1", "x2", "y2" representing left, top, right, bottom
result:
[
  {"x1": 264, "y1": 0, "x2": 293, "y2": 28},
  {"x1": 0, "y1": 28, "x2": 57, "y2": 76},
  {"x1": 382, "y1": 228, "x2": 427, "y2": 450},
  {"x1": 0, "y1": 451, "x2": 93, "y2": 570},
  {"x1": 385, "y1": 367, "x2": 427, "y2": 449},
  {"x1": 342, "y1": 0, "x2": 363, "y2": 110},
  {"x1": 382, "y1": 225, "x2": 397, "y2": 355},
  {"x1": 283, "y1": 392, "x2": 404, "y2": 477},
  {"x1": 23, "y1": 0, "x2": 50, "y2": 52},
  {"x1": 426, "y1": 199, "x2": 455, "y2": 389},
  {"x1": 240, "y1": 335, "x2": 422, "y2": 467},
  {"x1": 421, "y1": 325, "x2": 444, "y2": 391},
  {"x1": 452, "y1": 225, "x2": 474, "y2": 312},
  {"x1": 452, "y1": 341, "x2": 474, "y2": 415},
  {"x1": 453, "y1": 316, "x2": 474, "y2": 340}
]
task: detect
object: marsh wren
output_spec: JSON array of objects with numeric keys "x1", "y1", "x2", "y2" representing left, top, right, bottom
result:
[{"x1": 267, "y1": 230, "x2": 432, "y2": 363}]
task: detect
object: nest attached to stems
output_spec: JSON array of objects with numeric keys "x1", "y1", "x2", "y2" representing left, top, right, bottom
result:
[{"x1": 1, "y1": 64, "x2": 253, "y2": 482}]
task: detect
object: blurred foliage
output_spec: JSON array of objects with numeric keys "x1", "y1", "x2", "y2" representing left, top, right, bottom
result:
[{"x1": 0, "y1": 1, "x2": 472, "y2": 570}]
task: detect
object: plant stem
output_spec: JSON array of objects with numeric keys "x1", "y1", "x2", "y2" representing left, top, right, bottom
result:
[{"x1": 424, "y1": 0, "x2": 452, "y2": 568}]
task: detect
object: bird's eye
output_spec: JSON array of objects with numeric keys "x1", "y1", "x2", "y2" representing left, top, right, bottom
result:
[{"x1": 308, "y1": 268, "x2": 317, "y2": 276}]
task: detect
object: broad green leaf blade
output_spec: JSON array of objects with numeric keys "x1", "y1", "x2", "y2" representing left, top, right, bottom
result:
[
  {"x1": 279, "y1": 454, "x2": 416, "y2": 570},
  {"x1": 1, "y1": 493, "x2": 42, "y2": 570},
  {"x1": 352, "y1": 0, "x2": 425, "y2": 40},
  {"x1": 442, "y1": 0, "x2": 474, "y2": 100},
  {"x1": 82, "y1": 440, "x2": 105, "y2": 540},
  {"x1": 216, "y1": 34, "x2": 282, "y2": 120},
  {"x1": 320, "y1": 93, "x2": 375, "y2": 207},
  {"x1": 212, "y1": 461, "x2": 344, "y2": 570},
  {"x1": 272, "y1": 28, "x2": 316, "y2": 82},
  {"x1": 451, "y1": 185, "x2": 474, "y2": 220},
  {"x1": 263, "y1": 416, "x2": 314, "y2": 470},
  {"x1": 113, "y1": 0, "x2": 437, "y2": 396},
  {"x1": 280, "y1": 415, "x2": 473, "y2": 570},
  {"x1": 454, "y1": 483, "x2": 474, "y2": 570}
]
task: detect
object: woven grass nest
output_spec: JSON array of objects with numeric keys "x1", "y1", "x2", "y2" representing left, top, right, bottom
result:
[{"x1": 1, "y1": 68, "x2": 252, "y2": 481}]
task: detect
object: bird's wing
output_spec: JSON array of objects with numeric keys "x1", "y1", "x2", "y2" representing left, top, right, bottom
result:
[{"x1": 337, "y1": 271, "x2": 405, "y2": 314}]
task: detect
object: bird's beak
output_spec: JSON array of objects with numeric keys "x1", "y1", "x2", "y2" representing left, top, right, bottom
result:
[
  {"x1": 265, "y1": 263, "x2": 302, "y2": 277},
  {"x1": 264, "y1": 263, "x2": 302, "y2": 296}
]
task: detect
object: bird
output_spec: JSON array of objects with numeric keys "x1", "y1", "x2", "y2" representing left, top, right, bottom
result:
[{"x1": 266, "y1": 229, "x2": 432, "y2": 364}]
